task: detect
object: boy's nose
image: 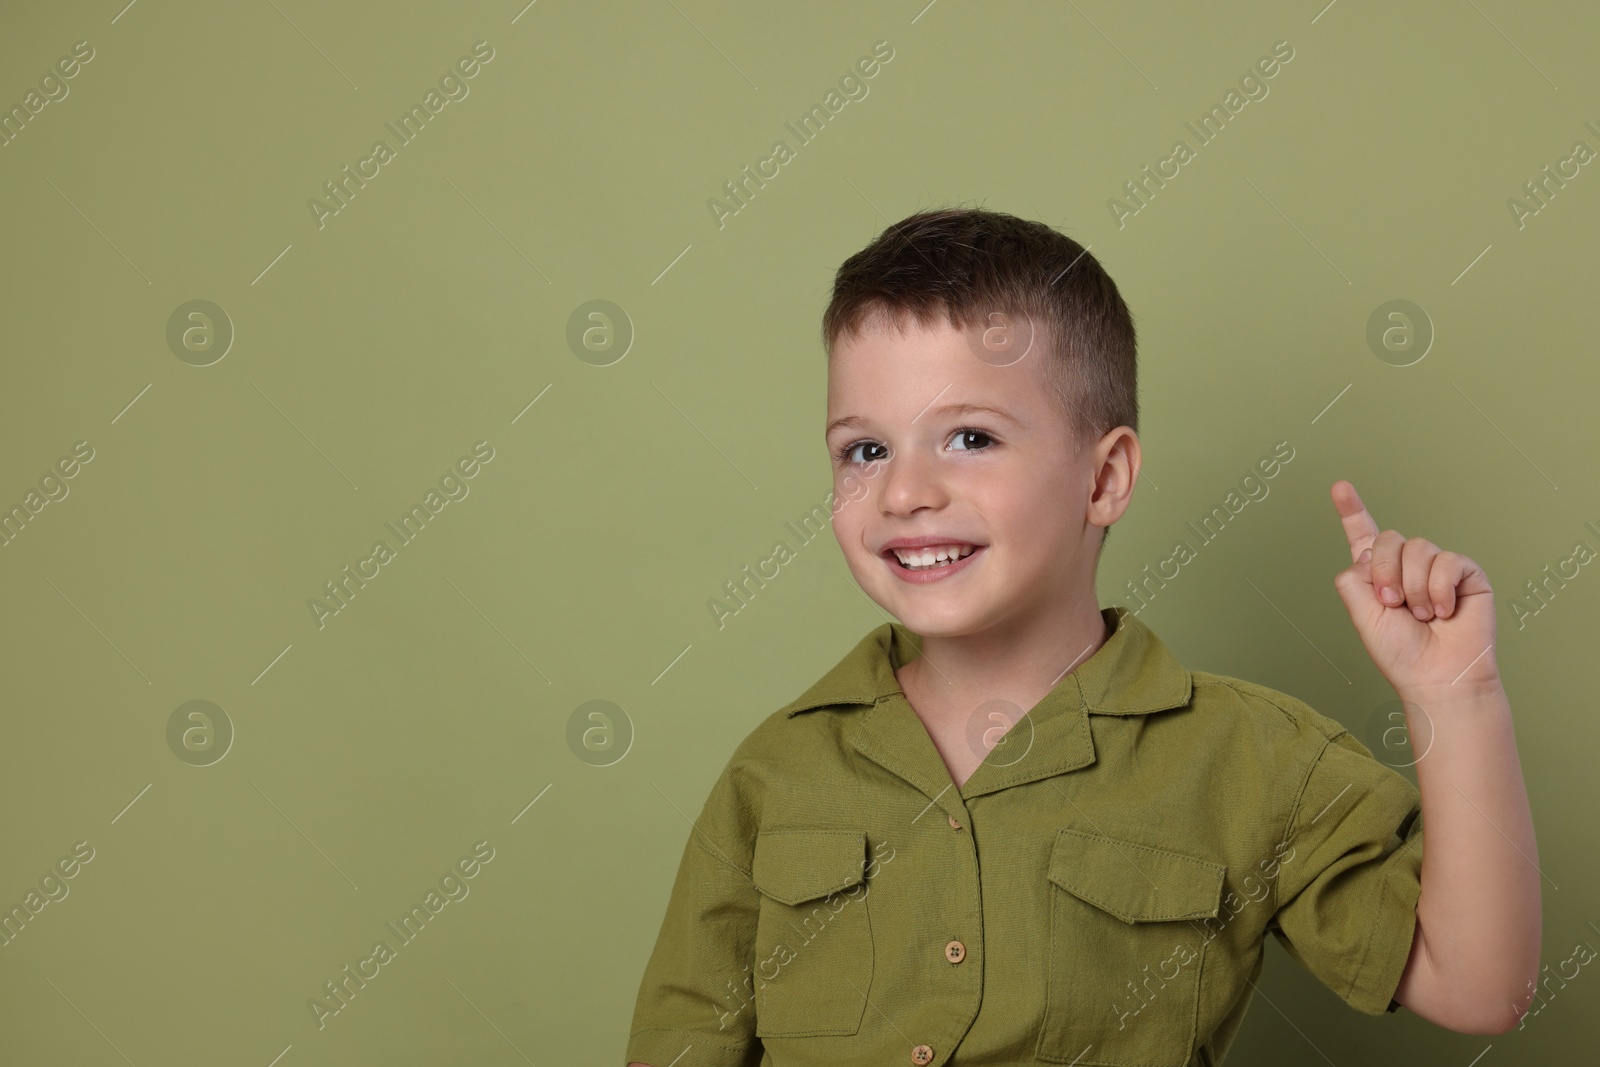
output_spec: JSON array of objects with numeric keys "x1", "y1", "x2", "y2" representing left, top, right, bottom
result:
[{"x1": 877, "y1": 451, "x2": 949, "y2": 515}]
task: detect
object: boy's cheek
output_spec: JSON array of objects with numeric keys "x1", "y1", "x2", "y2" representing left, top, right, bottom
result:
[{"x1": 840, "y1": 461, "x2": 886, "y2": 506}]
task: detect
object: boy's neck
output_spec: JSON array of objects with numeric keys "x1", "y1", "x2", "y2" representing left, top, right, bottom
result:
[{"x1": 894, "y1": 597, "x2": 1113, "y2": 724}]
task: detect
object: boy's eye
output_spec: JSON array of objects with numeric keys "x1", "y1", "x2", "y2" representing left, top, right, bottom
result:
[
  {"x1": 833, "y1": 428, "x2": 995, "y2": 465},
  {"x1": 836, "y1": 440, "x2": 888, "y2": 465},
  {"x1": 949, "y1": 429, "x2": 993, "y2": 451}
]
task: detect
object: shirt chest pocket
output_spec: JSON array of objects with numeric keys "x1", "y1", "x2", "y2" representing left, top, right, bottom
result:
[
  {"x1": 748, "y1": 829, "x2": 874, "y2": 1038},
  {"x1": 1038, "y1": 828, "x2": 1225, "y2": 1067}
]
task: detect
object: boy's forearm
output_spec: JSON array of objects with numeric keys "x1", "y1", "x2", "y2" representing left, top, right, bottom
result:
[{"x1": 1399, "y1": 678, "x2": 1541, "y2": 1029}]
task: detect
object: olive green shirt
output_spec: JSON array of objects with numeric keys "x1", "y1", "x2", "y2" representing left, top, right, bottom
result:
[{"x1": 626, "y1": 605, "x2": 1424, "y2": 1067}]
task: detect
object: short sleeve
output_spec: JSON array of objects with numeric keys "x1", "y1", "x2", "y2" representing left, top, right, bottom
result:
[
  {"x1": 625, "y1": 769, "x2": 765, "y2": 1067},
  {"x1": 1267, "y1": 730, "x2": 1425, "y2": 1016}
]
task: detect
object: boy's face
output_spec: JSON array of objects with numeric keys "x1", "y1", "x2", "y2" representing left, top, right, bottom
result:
[{"x1": 825, "y1": 314, "x2": 1131, "y2": 639}]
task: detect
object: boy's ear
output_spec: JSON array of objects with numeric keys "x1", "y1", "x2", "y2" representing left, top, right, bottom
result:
[{"x1": 1088, "y1": 427, "x2": 1140, "y2": 529}]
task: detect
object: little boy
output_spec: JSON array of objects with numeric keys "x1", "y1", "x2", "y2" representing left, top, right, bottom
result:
[{"x1": 625, "y1": 208, "x2": 1540, "y2": 1066}]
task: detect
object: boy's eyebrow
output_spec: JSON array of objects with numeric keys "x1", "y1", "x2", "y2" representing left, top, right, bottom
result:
[{"x1": 826, "y1": 402, "x2": 1020, "y2": 437}]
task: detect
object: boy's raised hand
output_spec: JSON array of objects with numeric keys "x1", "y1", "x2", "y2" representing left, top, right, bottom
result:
[{"x1": 1329, "y1": 479, "x2": 1502, "y2": 700}]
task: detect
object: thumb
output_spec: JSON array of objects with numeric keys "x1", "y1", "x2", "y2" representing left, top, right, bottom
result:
[{"x1": 1333, "y1": 556, "x2": 1377, "y2": 620}]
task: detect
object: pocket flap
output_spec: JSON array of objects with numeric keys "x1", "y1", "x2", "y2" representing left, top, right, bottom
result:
[
  {"x1": 751, "y1": 829, "x2": 868, "y2": 906},
  {"x1": 1047, "y1": 828, "x2": 1224, "y2": 923}
]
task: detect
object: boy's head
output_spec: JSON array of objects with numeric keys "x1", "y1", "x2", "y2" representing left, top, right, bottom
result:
[{"x1": 821, "y1": 206, "x2": 1141, "y2": 637}]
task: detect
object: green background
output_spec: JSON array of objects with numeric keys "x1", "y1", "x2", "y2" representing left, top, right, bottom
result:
[{"x1": 2, "y1": 1, "x2": 1595, "y2": 1064}]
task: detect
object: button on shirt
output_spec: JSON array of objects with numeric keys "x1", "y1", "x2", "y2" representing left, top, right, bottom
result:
[{"x1": 625, "y1": 606, "x2": 1426, "y2": 1067}]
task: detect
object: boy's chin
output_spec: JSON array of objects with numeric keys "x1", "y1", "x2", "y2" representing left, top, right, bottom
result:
[
  {"x1": 884, "y1": 598, "x2": 995, "y2": 639},
  {"x1": 853, "y1": 562, "x2": 1000, "y2": 635}
]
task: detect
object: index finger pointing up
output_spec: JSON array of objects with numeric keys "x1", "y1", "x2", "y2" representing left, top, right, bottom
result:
[{"x1": 1331, "y1": 479, "x2": 1381, "y2": 562}]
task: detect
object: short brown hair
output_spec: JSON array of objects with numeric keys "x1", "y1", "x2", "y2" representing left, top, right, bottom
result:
[{"x1": 821, "y1": 206, "x2": 1139, "y2": 451}]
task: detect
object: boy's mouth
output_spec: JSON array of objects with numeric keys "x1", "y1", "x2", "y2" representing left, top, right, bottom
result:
[{"x1": 886, "y1": 543, "x2": 981, "y2": 571}]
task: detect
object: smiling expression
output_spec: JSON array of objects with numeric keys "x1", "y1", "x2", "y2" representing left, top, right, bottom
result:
[{"x1": 826, "y1": 313, "x2": 1133, "y2": 638}]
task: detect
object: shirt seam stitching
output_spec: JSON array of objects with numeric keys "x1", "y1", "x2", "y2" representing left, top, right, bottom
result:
[
  {"x1": 691, "y1": 831, "x2": 754, "y2": 882},
  {"x1": 1348, "y1": 812, "x2": 1424, "y2": 1008},
  {"x1": 1211, "y1": 678, "x2": 1335, "y2": 916},
  {"x1": 1212, "y1": 677, "x2": 1307, "y2": 729},
  {"x1": 1273, "y1": 732, "x2": 1336, "y2": 914}
]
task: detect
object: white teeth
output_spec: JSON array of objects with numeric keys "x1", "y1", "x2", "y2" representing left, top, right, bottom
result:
[{"x1": 892, "y1": 544, "x2": 977, "y2": 569}]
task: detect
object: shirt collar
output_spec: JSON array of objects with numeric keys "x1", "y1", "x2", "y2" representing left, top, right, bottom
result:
[{"x1": 778, "y1": 605, "x2": 1192, "y2": 718}]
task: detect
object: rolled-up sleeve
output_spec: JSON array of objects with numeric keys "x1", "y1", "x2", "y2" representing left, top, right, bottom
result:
[
  {"x1": 625, "y1": 769, "x2": 764, "y2": 1067},
  {"x1": 1267, "y1": 730, "x2": 1425, "y2": 1016}
]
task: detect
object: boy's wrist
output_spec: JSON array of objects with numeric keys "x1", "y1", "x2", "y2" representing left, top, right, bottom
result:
[{"x1": 1392, "y1": 675, "x2": 1508, "y2": 710}]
